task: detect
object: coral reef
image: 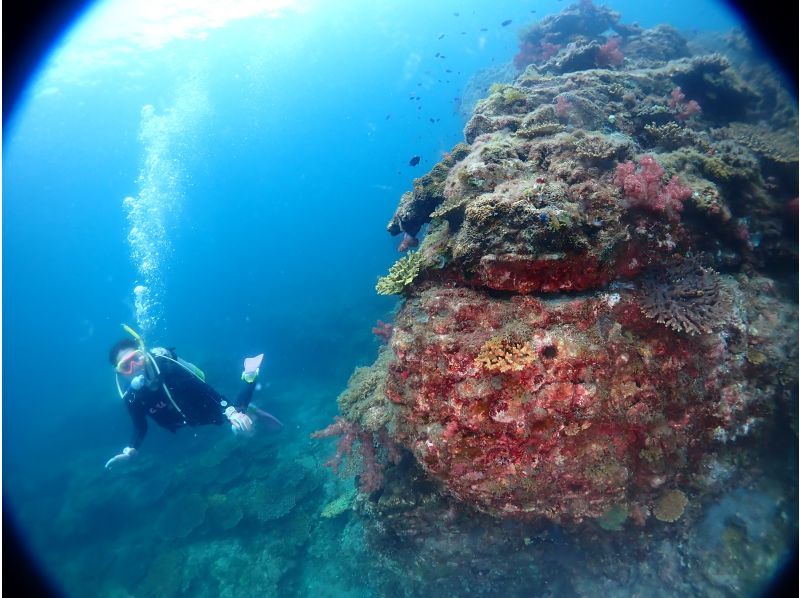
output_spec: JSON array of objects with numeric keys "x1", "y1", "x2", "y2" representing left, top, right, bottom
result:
[
  {"x1": 323, "y1": 0, "x2": 797, "y2": 563},
  {"x1": 376, "y1": 279, "x2": 793, "y2": 522}
]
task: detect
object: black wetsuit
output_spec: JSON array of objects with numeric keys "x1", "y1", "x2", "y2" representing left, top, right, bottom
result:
[{"x1": 121, "y1": 349, "x2": 255, "y2": 449}]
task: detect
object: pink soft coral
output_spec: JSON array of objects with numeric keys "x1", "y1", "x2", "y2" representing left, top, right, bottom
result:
[
  {"x1": 596, "y1": 37, "x2": 624, "y2": 67},
  {"x1": 668, "y1": 87, "x2": 702, "y2": 121},
  {"x1": 615, "y1": 156, "x2": 692, "y2": 220}
]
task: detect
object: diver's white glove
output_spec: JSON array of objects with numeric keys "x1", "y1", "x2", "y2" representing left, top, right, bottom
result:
[
  {"x1": 105, "y1": 447, "x2": 136, "y2": 470},
  {"x1": 225, "y1": 406, "x2": 253, "y2": 435}
]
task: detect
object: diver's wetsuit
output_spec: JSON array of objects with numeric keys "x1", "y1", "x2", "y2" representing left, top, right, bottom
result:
[{"x1": 122, "y1": 350, "x2": 255, "y2": 449}]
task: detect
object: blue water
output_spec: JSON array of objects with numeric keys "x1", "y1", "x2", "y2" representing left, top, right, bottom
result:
[{"x1": 4, "y1": 0, "x2": 787, "y2": 596}]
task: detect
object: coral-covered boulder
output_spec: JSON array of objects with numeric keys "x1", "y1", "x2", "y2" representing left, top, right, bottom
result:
[
  {"x1": 320, "y1": 0, "x2": 797, "y2": 535},
  {"x1": 382, "y1": 281, "x2": 792, "y2": 522}
]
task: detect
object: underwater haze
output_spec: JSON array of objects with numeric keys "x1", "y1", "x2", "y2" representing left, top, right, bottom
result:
[{"x1": 3, "y1": 0, "x2": 797, "y2": 596}]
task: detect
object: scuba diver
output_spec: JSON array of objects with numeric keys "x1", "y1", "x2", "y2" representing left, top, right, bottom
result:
[{"x1": 105, "y1": 325, "x2": 279, "y2": 469}]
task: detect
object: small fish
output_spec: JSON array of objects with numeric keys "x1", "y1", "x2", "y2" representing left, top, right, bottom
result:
[
  {"x1": 409, "y1": 155, "x2": 421, "y2": 166},
  {"x1": 501, "y1": 19, "x2": 512, "y2": 27},
  {"x1": 445, "y1": 69, "x2": 452, "y2": 73},
  {"x1": 385, "y1": 114, "x2": 391, "y2": 120},
  {"x1": 435, "y1": 52, "x2": 441, "y2": 57},
  {"x1": 453, "y1": 12, "x2": 459, "y2": 16},
  {"x1": 480, "y1": 28, "x2": 488, "y2": 32},
  {"x1": 440, "y1": 55, "x2": 446, "y2": 59},
  {"x1": 438, "y1": 34, "x2": 445, "y2": 40},
  {"x1": 461, "y1": 31, "x2": 467, "y2": 35},
  {"x1": 429, "y1": 118, "x2": 435, "y2": 123}
]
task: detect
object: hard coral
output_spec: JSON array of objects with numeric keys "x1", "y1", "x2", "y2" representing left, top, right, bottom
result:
[
  {"x1": 376, "y1": 251, "x2": 422, "y2": 295},
  {"x1": 475, "y1": 337, "x2": 536, "y2": 373},
  {"x1": 653, "y1": 489, "x2": 688, "y2": 522},
  {"x1": 639, "y1": 258, "x2": 726, "y2": 336}
]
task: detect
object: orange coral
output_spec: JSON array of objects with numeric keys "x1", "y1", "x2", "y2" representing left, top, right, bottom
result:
[{"x1": 475, "y1": 337, "x2": 535, "y2": 373}]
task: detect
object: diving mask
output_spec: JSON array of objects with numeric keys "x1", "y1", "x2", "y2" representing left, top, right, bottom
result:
[{"x1": 116, "y1": 349, "x2": 145, "y2": 375}]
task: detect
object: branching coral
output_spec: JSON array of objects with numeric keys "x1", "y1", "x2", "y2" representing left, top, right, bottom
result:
[
  {"x1": 376, "y1": 251, "x2": 422, "y2": 295},
  {"x1": 475, "y1": 337, "x2": 536, "y2": 372},
  {"x1": 639, "y1": 258, "x2": 726, "y2": 335},
  {"x1": 311, "y1": 417, "x2": 388, "y2": 493}
]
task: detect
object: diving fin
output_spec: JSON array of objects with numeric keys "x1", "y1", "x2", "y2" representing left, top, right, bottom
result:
[{"x1": 242, "y1": 354, "x2": 264, "y2": 383}]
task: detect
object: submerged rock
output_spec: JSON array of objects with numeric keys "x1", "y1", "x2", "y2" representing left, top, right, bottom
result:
[
  {"x1": 324, "y1": 1, "x2": 797, "y2": 531},
  {"x1": 312, "y1": 1, "x2": 797, "y2": 594}
]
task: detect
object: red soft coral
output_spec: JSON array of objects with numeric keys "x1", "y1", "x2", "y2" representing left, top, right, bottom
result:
[{"x1": 311, "y1": 417, "x2": 388, "y2": 493}]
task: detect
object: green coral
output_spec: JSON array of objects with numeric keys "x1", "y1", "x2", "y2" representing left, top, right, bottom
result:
[
  {"x1": 485, "y1": 83, "x2": 528, "y2": 114},
  {"x1": 376, "y1": 251, "x2": 422, "y2": 295},
  {"x1": 337, "y1": 348, "x2": 396, "y2": 432},
  {"x1": 489, "y1": 83, "x2": 527, "y2": 104},
  {"x1": 596, "y1": 504, "x2": 628, "y2": 531},
  {"x1": 321, "y1": 489, "x2": 357, "y2": 519},
  {"x1": 701, "y1": 156, "x2": 734, "y2": 181}
]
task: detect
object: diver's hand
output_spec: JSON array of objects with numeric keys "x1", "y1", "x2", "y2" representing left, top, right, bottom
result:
[
  {"x1": 130, "y1": 375, "x2": 146, "y2": 390},
  {"x1": 224, "y1": 406, "x2": 253, "y2": 435},
  {"x1": 105, "y1": 447, "x2": 136, "y2": 469}
]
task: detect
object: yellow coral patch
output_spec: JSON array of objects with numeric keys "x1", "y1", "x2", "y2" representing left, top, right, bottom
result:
[
  {"x1": 654, "y1": 489, "x2": 688, "y2": 522},
  {"x1": 475, "y1": 337, "x2": 535, "y2": 373}
]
